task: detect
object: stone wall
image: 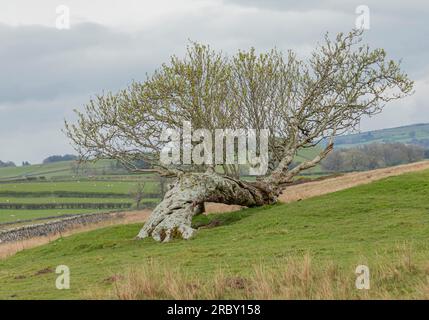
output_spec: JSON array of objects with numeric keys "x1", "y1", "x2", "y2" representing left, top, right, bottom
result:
[{"x1": 0, "y1": 211, "x2": 125, "y2": 244}]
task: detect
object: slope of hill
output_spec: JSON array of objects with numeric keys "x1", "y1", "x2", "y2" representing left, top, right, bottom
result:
[
  {"x1": 1, "y1": 168, "x2": 429, "y2": 299},
  {"x1": 280, "y1": 160, "x2": 429, "y2": 202},
  {"x1": 335, "y1": 123, "x2": 429, "y2": 148},
  {"x1": 0, "y1": 149, "x2": 326, "y2": 182},
  {"x1": 0, "y1": 160, "x2": 126, "y2": 181}
]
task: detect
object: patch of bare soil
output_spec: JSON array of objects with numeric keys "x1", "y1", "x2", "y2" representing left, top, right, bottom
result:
[
  {"x1": 279, "y1": 160, "x2": 429, "y2": 203},
  {"x1": 204, "y1": 203, "x2": 244, "y2": 214}
]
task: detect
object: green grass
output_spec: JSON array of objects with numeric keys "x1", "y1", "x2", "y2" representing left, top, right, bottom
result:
[
  {"x1": 0, "y1": 177, "x2": 161, "y2": 225},
  {"x1": 294, "y1": 147, "x2": 324, "y2": 174},
  {"x1": 0, "y1": 169, "x2": 429, "y2": 299},
  {"x1": 0, "y1": 197, "x2": 133, "y2": 204},
  {"x1": 0, "y1": 198, "x2": 160, "y2": 224},
  {"x1": 0, "y1": 181, "x2": 158, "y2": 194},
  {"x1": 0, "y1": 209, "x2": 104, "y2": 224},
  {"x1": 0, "y1": 161, "x2": 74, "y2": 180}
]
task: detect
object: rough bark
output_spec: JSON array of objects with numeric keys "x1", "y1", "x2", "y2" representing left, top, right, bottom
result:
[{"x1": 137, "y1": 171, "x2": 278, "y2": 242}]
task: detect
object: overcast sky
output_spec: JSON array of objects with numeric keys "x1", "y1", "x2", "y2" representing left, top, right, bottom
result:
[{"x1": 1, "y1": 0, "x2": 428, "y2": 164}]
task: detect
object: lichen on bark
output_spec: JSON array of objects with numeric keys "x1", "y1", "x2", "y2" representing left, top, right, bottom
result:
[{"x1": 137, "y1": 170, "x2": 277, "y2": 242}]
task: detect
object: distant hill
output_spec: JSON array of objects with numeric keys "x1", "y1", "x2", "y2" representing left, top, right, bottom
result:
[
  {"x1": 42, "y1": 154, "x2": 78, "y2": 164},
  {"x1": 335, "y1": 123, "x2": 429, "y2": 149},
  {"x1": 0, "y1": 159, "x2": 129, "y2": 181},
  {"x1": 0, "y1": 160, "x2": 16, "y2": 168}
]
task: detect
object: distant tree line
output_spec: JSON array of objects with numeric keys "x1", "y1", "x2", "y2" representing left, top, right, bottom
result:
[
  {"x1": 322, "y1": 143, "x2": 427, "y2": 172},
  {"x1": 43, "y1": 154, "x2": 78, "y2": 164},
  {"x1": 409, "y1": 138, "x2": 429, "y2": 149},
  {"x1": 0, "y1": 160, "x2": 16, "y2": 168}
]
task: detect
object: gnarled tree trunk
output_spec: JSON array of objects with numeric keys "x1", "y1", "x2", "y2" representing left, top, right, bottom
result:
[{"x1": 137, "y1": 170, "x2": 278, "y2": 242}]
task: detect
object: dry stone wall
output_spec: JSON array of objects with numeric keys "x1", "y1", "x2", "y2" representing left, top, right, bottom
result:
[{"x1": 0, "y1": 211, "x2": 125, "y2": 243}]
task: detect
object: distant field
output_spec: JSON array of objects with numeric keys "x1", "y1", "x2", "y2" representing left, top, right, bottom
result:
[
  {"x1": 335, "y1": 123, "x2": 429, "y2": 148},
  {"x1": 294, "y1": 147, "x2": 324, "y2": 174},
  {"x1": 0, "y1": 197, "x2": 132, "y2": 204},
  {"x1": 0, "y1": 179, "x2": 161, "y2": 225},
  {"x1": 0, "y1": 181, "x2": 158, "y2": 194},
  {"x1": 0, "y1": 160, "x2": 163, "y2": 226},
  {"x1": 0, "y1": 209, "x2": 102, "y2": 224}
]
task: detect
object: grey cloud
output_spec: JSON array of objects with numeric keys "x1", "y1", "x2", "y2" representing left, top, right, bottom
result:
[
  {"x1": 0, "y1": 1, "x2": 428, "y2": 163},
  {"x1": 0, "y1": 23, "x2": 163, "y2": 103},
  {"x1": 223, "y1": 0, "x2": 429, "y2": 17},
  {"x1": 0, "y1": 8, "x2": 350, "y2": 105}
]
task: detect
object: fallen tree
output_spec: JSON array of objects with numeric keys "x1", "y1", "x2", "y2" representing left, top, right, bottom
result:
[{"x1": 66, "y1": 30, "x2": 413, "y2": 242}]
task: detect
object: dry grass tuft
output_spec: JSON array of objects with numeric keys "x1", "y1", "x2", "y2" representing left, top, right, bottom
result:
[{"x1": 87, "y1": 250, "x2": 429, "y2": 300}]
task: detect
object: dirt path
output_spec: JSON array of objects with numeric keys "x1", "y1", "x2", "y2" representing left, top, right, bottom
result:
[{"x1": 2, "y1": 160, "x2": 429, "y2": 259}]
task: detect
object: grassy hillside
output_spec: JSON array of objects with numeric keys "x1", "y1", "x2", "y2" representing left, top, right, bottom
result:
[
  {"x1": 335, "y1": 123, "x2": 429, "y2": 148},
  {"x1": 294, "y1": 147, "x2": 324, "y2": 174},
  {"x1": 0, "y1": 160, "x2": 120, "y2": 180},
  {"x1": 0, "y1": 161, "x2": 73, "y2": 180},
  {"x1": 0, "y1": 169, "x2": 429, "y2": 299}
]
